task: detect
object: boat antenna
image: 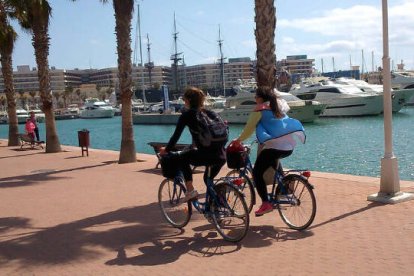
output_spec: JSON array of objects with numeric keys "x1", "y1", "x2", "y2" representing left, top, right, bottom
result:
[
  {"x1": 137, "y1": 4, "x2": 146, "y2": 104},
  {"x1": 218, "y1": 25, "x2": 226, "y2": 97},
  {"x1": 372, "y1": 51, "x2": 375, "y2": 73},
  {"x1": 170, "y1": 12, "x2": 183, "y2": 94},
  {"x1": 321, "y1": 58, "x2": 324, "y2": 73},
  {"x1": 146, "y1": 33, "x2": 154, "y2": 87}
]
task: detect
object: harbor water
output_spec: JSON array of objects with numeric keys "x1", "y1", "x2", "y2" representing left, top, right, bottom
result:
[{"x1": 1, "y1": 107, "x2": 413, "y2": 181}]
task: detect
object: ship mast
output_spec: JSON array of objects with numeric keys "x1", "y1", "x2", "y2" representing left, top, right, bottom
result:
[
  {"x1": 146, "y1": 33, "x2": 154, "y2": 87},
  {"x1": 218, "y1": 25, "x2": 226, "y2": 97},
  {"x1": 170, "y1": 13, "x2": 183, "y2": 94},
  {"x1": 137, "y1": 4, "x2": 146, "y2": 104}
]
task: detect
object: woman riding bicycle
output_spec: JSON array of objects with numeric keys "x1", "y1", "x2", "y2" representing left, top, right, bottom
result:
[
  {"x1": 159, "y1": 87, "x2": 227, "y2": 202},
  {"x1": 233, "y1": 86, "x2": 306, "y2": 216}
]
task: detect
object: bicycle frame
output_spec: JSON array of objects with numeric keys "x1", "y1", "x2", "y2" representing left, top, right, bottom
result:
[
  {"x1": 269, "y1": 164, "x2": 313, "y2": 205},
  {"x1": 174, "y1": 170, "x2": 228, "y2": 216}
]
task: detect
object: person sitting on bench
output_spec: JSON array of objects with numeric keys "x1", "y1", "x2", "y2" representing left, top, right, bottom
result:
[
  {"x1": 29, "y1": 111, "x2": 40, "y2": 141},
  {"x1": 25, "y1": 118, "x2": 36, "y2": 142}
]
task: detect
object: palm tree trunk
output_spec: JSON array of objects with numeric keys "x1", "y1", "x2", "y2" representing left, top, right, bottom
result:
[
  {"x1": 114, "y1": 0, "x2": 136, "y2": 164},
  {"x1": 255, "y1": 0, "x2": 276, "y2": 88},
  {"x1": 0, "y1": 53, "x2": 19, "y2": 146},
  {"x1": 0, "y1": 3, "x2": 19, "y2": 146},
  {"x1": 32, "y1": 23, "x2": 61, "y2": 152}
]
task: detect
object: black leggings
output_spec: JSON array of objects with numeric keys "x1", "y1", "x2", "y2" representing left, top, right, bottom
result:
[
  {"x1": 34, "y1": 127, "x2": 39, "y2": 141},
  {"x1": 253, "y1": 148, "x2": 293, "y2": 203},
  {"x1": 178, "y1": 149, "x2": 226, "y2": 185}
]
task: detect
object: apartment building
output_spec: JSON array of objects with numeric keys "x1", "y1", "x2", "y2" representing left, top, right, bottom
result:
[
  {"x1": 177, "y1": 57, "x2": 255, "y2": 95},
  {"x1": 278, "y1": 55, "x2": 315, "y2": 76}
]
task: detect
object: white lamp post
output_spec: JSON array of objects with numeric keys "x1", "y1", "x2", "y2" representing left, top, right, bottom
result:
[{"x1": 367, "y1": 0, "x2": 414, "y2": 203}]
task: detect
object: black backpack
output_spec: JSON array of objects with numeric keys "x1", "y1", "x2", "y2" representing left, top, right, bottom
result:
[{"x1": 192, "y1": 109, "x2": 228, "y2": 148}]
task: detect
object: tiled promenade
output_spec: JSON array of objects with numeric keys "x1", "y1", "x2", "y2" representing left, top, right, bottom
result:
[{"x1": 1, "y1": 139, "x2": 413, "y2": 275}]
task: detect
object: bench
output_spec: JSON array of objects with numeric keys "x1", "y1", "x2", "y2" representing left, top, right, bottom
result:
[
  {"x1": 18, "y1": 133, "x2": 45, "y2": 149},
  {"x1": 147, "y1": 142, "x2": 196, "y2": 170}
]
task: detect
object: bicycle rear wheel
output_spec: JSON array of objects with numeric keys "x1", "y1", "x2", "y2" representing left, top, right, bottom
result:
[
  {"x1": 210, "y1": 181, "x2": 249, "y2": 242},
  {"x1": 277, "y1": 174, "x2": 316, "y2": 230},
  {"x1": 158, "y1": 177, "x2": 192, "y2": 228},
  {"x1": 226, "y1": 169, "x2": 255, "y2": 213}
]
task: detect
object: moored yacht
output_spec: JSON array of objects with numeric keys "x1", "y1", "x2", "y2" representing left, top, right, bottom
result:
[
  {"x1": 334, "y1": 77, "x2": 414, "y2": 112},
  {"x1": 290, "y1": 79, "x2": 384, "y2": 117},
  {"x1": 16, "y1": 108, "x2": 29, "y2": 124},
  {"x1": 217, "y1": 89, "x2": 326, "y2": 123},
  {"x1": 79, "y1": 98, "x2": 115, "y2": 119}
]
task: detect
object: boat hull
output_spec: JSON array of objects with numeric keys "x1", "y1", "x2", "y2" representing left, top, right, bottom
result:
[
  {"x1": 217, "y1": 101, "x2": 326, "y2": 124},
  {"x1": 319, "y1": 95, "x2": 383, "y2": 117},
  {"x1": 80, "y1": 109, "x2": 115, "y2": 119},
  {"x1": 132, "y1": 113, "x2": 181, "y2": 124}
]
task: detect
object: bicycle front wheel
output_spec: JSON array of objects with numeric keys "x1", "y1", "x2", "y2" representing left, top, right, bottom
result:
[
  {"x1": 210, "y1": 181, "x2": 249, "y2": 242},
  {"x1": 158, "y1": 178, "x2": 192, "y2": 228},
  {"x1": 277, "y1": 174, "x2": 316, "y2": 230},
  {"x1": 226, "y1": 169, "x2": 255, "y2": 213}
]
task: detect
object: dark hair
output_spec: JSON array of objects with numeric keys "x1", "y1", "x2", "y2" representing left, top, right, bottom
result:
[
  {"x1": 183, "y1": 87, "x2": 205, "y2": 109},
  {"x1": 255, "y1": 86, "x2": 282, "y2": 118}
]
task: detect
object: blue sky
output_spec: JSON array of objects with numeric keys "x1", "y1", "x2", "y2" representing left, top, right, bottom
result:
[{"x1": 10, "y1": 0, "x2": 414, "y2": 72}]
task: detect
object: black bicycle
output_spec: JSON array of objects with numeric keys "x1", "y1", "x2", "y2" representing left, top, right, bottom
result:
[
  {"x1": 158, "y1": 152, "x2": 250, "y2": 242},
  {"x1": 225, "y1": 141, "x2": 316, "y2": 230}
]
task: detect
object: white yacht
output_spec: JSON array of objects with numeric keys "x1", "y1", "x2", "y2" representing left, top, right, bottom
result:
[
  {"x1": 79, "y1": 98, "x2": 115, "y2": 118},
  {"x1": 391, "y1": 71, "x2": 414, "y2": 89},
  {"x1": 289, "y1": 79, "x2": 384, "y2": 117},
  {"x1": 334, "y1": 77, "x2": 414, "y2": 112},
  {"x1": 16, "y1": 108, "x2": 29, "y2": 124},
  {"x1": 217, "y1": 89, "x2": 326, "y2": 123},
  {"x1": 391, "y1": 71, "x2": 414, "y2": 105},
  {"x1": 67, "y1": 104, "x2": 81, "y2": 116}
]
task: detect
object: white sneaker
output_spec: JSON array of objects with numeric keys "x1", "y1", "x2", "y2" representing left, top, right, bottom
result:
[{"x1": 183, "y1": 190, "x2": 198, "y2": 202}]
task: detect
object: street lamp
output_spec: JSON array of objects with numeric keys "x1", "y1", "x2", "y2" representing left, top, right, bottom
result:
[{"x1": 367, "y1": 0, "x2": 413, "y2": 203}]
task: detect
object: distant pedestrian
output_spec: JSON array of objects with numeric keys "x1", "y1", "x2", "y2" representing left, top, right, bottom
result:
[
  {"x1": 25, "y1": 118, "x2": 36, "y2": 141},
  {"x1": 30, "y1": 111, "x2": 40, "y2": 141}
]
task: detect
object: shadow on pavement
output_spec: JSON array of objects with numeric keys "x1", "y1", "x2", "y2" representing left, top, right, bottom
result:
[
  {"x1": 0, "y1": 161, "x2": 115, "y2": 189},
  {"x1": 309, "y1": 201, "x2": 382, "y2": 230},
  {"x1": 0, "y1": 151, "x2": 45, "y2": 160},
  {"x1": 0, "y1": 201, "x2": 245, "y2": 268}
]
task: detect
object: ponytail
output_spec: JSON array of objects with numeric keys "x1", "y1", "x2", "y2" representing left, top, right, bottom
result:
[{"x1": 256, "y1": 86, "x2": 282, "y2": 118}]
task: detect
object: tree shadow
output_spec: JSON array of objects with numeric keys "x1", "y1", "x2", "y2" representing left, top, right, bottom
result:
[
  {"x1": 309, "y1": 201, "x2": 382, "y2": 230},
  {"x1": 0, "y1": 217, "x2": 31, "y2": 234},
  {"x1": 0, "y1": 161, "x2": 117, "y2": 189},
  {"x1": 0, "y1": 200, "x2": 246, "y2": 268},
  {"x1": 0, "y1": 151, "x2": 45, "y2": 160}
]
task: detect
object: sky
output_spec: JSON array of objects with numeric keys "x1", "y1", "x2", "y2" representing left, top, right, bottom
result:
[{"x1": 9, "y1": 0, "x2": 414, "y2": 73}]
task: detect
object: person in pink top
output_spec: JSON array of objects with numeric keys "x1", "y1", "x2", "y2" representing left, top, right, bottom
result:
[
  {"x1": 29, "y1": 111, "x2": 40, "y2": 141},
  {"x1": 25, "y1": 118, "x2": 36, "y2": 141}
]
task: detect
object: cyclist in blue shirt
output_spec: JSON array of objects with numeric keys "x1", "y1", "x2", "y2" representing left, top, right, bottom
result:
[{"x1": 234, "y1": 86, "x2": 305, "y2": 216}]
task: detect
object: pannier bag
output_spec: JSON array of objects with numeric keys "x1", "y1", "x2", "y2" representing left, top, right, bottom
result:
[
  {"x1": 160, "y1": 153, "x2": 181, "y2": 179},
  {"x1": 226, "y1": 140, "x2": 247, "y2": 169}
]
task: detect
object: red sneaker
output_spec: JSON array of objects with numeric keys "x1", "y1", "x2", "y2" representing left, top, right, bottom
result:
[{"x1": 255, "y1": 202, "x2": 273, "y2": 216}]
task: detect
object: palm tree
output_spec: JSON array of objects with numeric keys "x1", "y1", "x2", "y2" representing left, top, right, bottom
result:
[
  {"x1": 12, "y1": 0, "x2": 61, "y2": 152},
  {"x1": 17, "y1": 90, "x2": 24, "y2": 106},
  {"x1": 75, "y1": 88, "x2": 81, "y2": 102},
  {"x1": 63, "y1": 86, "x2": 73, "y2": 107},
  {"x1": 53, "y1": 91, "x2": 61, "y2": 108},
  {"x1": 29, "y1": 91, "x2": 37, "y2": 106},
  {"x1": 254, "y1": 0, "x2": 276, "y2": 89},
  {"x1": 92, "y1": 0, "x2": 136, "y2": 163},
  {"x1": 0, "y1": 0, "x2": 19, "y2": 146},
  {"x1": 113, "y1": 0, "x2": 136, "y2": 163}
]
